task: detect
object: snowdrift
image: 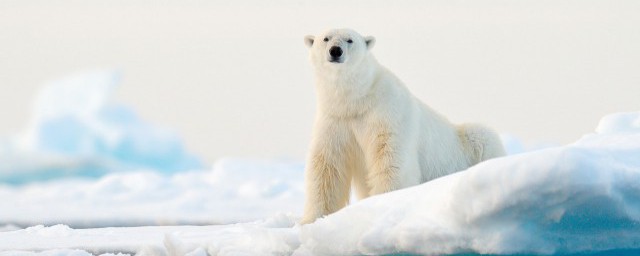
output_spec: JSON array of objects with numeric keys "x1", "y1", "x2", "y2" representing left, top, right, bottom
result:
[
  {"x1": 300, "y1": 117, "x2": 640, "y2": 255},
  {"x1": 1, "y1": 111, "x2": 639, "y2": 255},
  {"x1": 0, "y1": 71, "x2": 202, "y2": 184}
]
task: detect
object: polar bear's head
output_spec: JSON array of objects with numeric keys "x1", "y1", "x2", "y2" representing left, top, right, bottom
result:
[{"x1": 304, "y1": 29, "x2": 375, "y2": 70}]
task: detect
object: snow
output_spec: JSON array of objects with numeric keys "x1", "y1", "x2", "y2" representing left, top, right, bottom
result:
[
  {"x1": 0, "y1": 250, "x2": 124, "y2": 256},
  {"x1": 300, "y1": 146, "x2": 640, "y2": 255},
  {"x1": 596, "y1": 111, "x2": 640, "y2": 134},
  {"x1": 0, "y1": 224, "x2": 21, "y2": 232},
  {"x1": 0, "y1": 158, "x2": 305, "y2": 227},
  {"x1": 0, "y1": 215, "x2": 298, "y2": 256},
  {"x1": 297, "y1": 112, "x2": 640, "y2": 255},
  {"x1": 0, "y1": 71, "x2": 202, "y2": 184},
  {"x1": 0, "y1": 71, "x2": 304, "y2": 227},
  {"x1": 1, "y1": 111, "x2": 639, "y2": 255}
]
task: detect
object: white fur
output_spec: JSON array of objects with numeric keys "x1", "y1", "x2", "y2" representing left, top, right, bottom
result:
[{"x1": 301, "y1": 29, "x2": 506, "y2": 224}]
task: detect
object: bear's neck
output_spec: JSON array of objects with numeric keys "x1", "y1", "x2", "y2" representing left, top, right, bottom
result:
[{"x1": 314, "y1": 55, "x2": 381, "y2": 118}]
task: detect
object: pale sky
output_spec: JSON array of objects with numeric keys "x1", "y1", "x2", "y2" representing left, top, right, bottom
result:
[{"x1": 1, "y1": 0, "x2": 639, "y2": 164}]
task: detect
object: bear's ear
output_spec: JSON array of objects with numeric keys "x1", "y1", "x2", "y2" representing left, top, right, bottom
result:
[
  {"x1": 304, "y1": 35, "x2": 315, "y2": 48},
  {"x1": 365, "y1": 36, "x2": 376, "y2": 50}
]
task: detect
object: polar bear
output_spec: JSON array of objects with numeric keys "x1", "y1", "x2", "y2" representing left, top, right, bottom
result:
[{"x1": 301, "y1": 28, "x2": 506, "y2": 224}]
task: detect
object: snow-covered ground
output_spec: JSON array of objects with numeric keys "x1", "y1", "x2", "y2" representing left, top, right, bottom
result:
[
  {"x1": 0, "y1": 214, "x2": 299, "y2": 256},
  {"x1": 1, "y1": 73, "x2": 639, "y2": 255},
  {"x1": 0, "y1": 71, "x2": 305, "y2": 227},
  {"x1": 1, "y1": 111, "x2": 639, "y2": 255},
  {"x1": 0, "y1": 158, "x2": 305, "y2": 227}
]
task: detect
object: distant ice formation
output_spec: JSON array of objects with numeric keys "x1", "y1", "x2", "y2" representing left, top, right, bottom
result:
[{"x1": 0, "y1": 71, "x2": 202, "y2": 184}]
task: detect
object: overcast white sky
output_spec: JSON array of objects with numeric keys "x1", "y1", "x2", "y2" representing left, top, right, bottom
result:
[{"x1": 1, "y1": 0, "x2": 639, "y2": 164}]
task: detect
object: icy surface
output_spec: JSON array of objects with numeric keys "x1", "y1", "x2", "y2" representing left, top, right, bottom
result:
[
  {"x1": 0, "y1": 71, "x2": 202, "y2": 184},
  {"x1": 300, "y1": 147, "x2": 640, "y2": 255},
  {"x1": 0, "y1": 215, "x2": 298, "y2": 256},
  {"x1": 1, "y1": 111, "x2": 639, "y2": 255},
  {"x1": 0, "y1": 158, "x2": 305, "y2": 227},
  {"x1": 0, "y1": 250, "x2": 124, "y2": 256}
]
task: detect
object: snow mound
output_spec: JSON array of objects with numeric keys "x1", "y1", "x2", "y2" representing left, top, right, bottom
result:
[
  {"x1": 298, "y1": 112, "x2": 640, "y2": 255},
  {"x1": 0, "y1": 71, "x2": 202, "y2": 184}
]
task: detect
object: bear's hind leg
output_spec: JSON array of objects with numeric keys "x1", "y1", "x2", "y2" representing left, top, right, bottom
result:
[{"x1": 457, "y1": 124, "x2": 506, "y2": 165}]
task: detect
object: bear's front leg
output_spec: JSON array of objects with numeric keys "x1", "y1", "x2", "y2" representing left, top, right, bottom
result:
[
  {"x1": 301, "y1": 126, "x2": 351, "y2": 224},
  {"x1": 367, "y1": 130, "x2": 403, "y2": 195}
]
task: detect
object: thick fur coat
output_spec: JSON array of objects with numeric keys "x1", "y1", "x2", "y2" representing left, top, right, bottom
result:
[{"x1": 301, "y1": 29, "x2": 506, "y2": 224}]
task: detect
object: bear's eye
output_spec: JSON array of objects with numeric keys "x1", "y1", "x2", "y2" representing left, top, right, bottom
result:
[
  {"x1": 347, "y1": 39, "x2": 353, "y2": 44},
  {"x1": 323, "y1": 37, "x2": 329, "y2": 42}
]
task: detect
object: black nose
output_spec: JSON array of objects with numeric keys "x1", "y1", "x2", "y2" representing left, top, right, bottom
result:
[{"x1": 329, "y1": 46, "x2": 343, "y2": 58}]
